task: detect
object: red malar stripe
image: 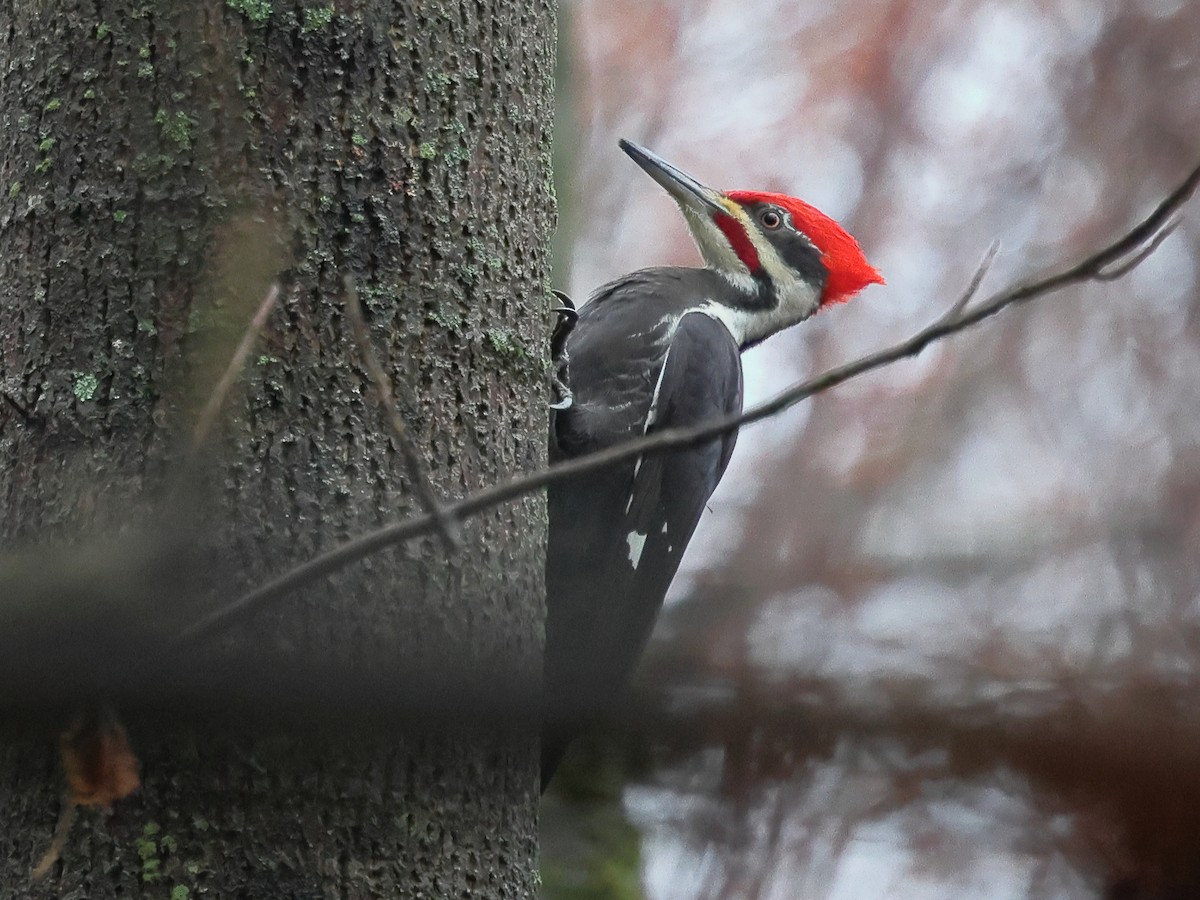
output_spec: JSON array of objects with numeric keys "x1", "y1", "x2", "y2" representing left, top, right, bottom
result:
[{"x1": 714, "y1": 212, "x2": 760, "y2": 273}]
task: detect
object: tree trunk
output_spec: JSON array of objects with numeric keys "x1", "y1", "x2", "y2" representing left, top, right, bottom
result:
[{"x1": 0, "y1": 1, "x2": 554, "y2": 896}]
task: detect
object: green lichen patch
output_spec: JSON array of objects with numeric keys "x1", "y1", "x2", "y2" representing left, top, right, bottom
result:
[
  {"x1": 44, "y1": 98, "x2": 61, "y2": 112},
  {"x1": 301, "y1": 5, "x2": 334, "y2": 33},
  {"x1": 132, "y1": 152, "x2": 178, "y2": 178},
  {"x1": 443, "y1": 143, "x2": 470, "y2": 165},
  {"x1": 72, "y1": 372, "x2": 99, "y2": 402},
  {"x1": 134, "y1": 821, "x2": 183, "y2": 885},
  {"x1": 154, "y1": 110, "x2": 194, "y2": 150},
  {"x1": 486, "y1": 328, "x2": 526, "y2": 359},
  {"x1": 417, "y1": 141, "x2": 437, "y2": 160},
  {"x1": 226, "y1": 0, "x2": 272, "y2": 24},
  {"x1": 424, "y1": 71, "x2": 451, "y2": 94},
  {"x1": 33, "y1": 139, "x2": 54, "y2": 171},
  {"x1": 455, "y1": 263, "x2": 480, "y2": 285},
  {"x1": 135, "y1": 826, "x2": 162, "y2": 883},
  {"x1": 466, "y1": 238, "x2": 505, "y2": 272},
  {"x1": 428, "y1": 305, "x2": 463, "y2": 330}
]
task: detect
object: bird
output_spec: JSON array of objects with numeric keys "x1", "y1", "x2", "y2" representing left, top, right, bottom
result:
[{"x1": 542, "y1": 139, "x2": 882, "y2": 790}]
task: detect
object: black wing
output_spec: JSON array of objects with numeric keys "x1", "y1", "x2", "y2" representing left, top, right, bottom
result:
[{"x1": 543, "y1": 311, "x2": 742, "y2": 788}]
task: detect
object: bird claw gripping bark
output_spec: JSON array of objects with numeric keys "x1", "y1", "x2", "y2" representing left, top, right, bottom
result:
[{"x1": 549, "y1": 291, "x2": 577, "y2": 410}]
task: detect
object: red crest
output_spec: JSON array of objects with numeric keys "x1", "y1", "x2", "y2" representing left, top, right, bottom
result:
[{"x1": 727, "y1": 190, "x2": 884, "y2": 305}]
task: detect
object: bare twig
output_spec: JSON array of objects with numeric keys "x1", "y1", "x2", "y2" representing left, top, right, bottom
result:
[
  {"x1": 342, "y1": 276, "x2": 461, "y2": 551},
  {"x1": 936, "y1": 239, "x2": 1001, "y2": 326},
  {"x1": 177, "y1": 157, "x2": 1200, "y2": 647},
  {"x1": 1096, "y1": 215, "x2": 1181, "y2": 281},
  {"x1": 189, "y1": 283, "x2": 280, "y2": 451}
]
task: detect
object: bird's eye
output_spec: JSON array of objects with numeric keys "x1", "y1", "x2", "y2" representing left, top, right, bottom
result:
[{"x1": 760, "y1": 210, "x2": 782, "y2": 230}]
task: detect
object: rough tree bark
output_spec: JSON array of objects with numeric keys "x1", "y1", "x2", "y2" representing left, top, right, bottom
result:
[{"x1": 0, "y1": 0, "x2": 554, "y2": 896}]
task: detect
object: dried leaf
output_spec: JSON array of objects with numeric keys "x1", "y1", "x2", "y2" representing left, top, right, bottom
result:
[{"x1": 60, "y1": 708, "x2": 140, "y2": 807}]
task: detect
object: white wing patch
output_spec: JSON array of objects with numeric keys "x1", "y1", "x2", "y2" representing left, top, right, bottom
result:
[
  {"x1": 626, "y1": 531, "x2": 647, "y2": 569},
  {"x1": 626, "y1": 343, "x2": 674, "y2": 514}
]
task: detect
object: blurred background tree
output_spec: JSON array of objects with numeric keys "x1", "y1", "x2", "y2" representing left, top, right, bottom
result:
[{"x1": 544, "y1": 1, "x2": 1200, "y2": 898}]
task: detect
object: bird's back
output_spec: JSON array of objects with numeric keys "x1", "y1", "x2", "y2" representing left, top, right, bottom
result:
[{"x1": 544, "y1": 267, "x2": 744, "y2": 787}]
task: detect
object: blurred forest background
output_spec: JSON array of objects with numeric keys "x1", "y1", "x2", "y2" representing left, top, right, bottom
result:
[{"x1": 542, "y1": 0, "x2": 1200, "y2": 897}]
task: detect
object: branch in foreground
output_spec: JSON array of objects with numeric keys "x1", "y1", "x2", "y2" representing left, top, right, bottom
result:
[
  {"x1": 161, "y1": 283, "x2": 280, "y2": 507},
  {"x1": 343, "y1": 277, "x2": 462, "y2": 551},
  {"x1": 190, "y1": 283, "x2": 280, "y2": 452},
  {"x1": 176, "y1": 157, "x2": 1200, "y2": 647}
]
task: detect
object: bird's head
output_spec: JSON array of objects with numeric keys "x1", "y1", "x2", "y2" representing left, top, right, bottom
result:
[{"x1": 620, "y1": 139, "x2": 882, "y2": 337}]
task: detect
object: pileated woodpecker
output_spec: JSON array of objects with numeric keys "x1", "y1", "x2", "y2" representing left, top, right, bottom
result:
[{"x1": 543, "y1": 140, "x2": 882, "y2": 789}]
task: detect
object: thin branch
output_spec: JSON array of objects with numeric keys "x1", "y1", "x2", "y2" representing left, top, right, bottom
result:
[
  {"x1": 1096, "y1": 215, "x2": 1181, "y2": 281},
  {"x1": 342, "y1": 276, "x2": 461, "y2": 551},
  {"x1": 176, "y1": 156, "x2": 1200, "y2": 647},
  {"x1": 937, "y1": 239, "x2": 1000, "y2": 326},
  {"x1": 189, "y1": 283, "x2": 280, "y2": 451}
]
